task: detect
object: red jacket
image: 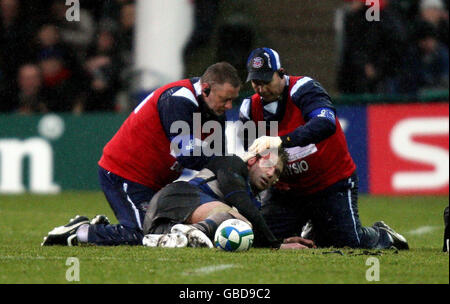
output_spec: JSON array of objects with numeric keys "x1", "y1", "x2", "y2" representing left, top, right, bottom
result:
[
  {"x1": 250, "y1": 76, "x2": 356, "y2": 194},
  {"x1": 99, "y1": 79, "x2": 196, "y2": 190}
]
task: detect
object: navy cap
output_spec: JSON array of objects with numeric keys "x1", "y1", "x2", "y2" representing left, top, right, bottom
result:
[{"x1": 246, "y1": 47, "x2": 282, "y2": 82}]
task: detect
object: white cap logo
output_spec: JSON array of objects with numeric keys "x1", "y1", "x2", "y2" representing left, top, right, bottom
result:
[{"x1": 252, "y1": 57, "x2": 264, "y2": 69}]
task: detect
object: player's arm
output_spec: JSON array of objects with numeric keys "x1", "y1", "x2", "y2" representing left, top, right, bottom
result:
[
  {"x1": 210, "y1": 156, "x2": 282, "y2": 248},
  {"x1": 279, "y1": 108, "x2": 337, "y2": 148},
  {"x1": 280, "y1": 79, "x2": 337, "y2": 148},
  {"x1": 158, "y1": 89, "x2": 212, "y2": 171},
  {"x1": 248, "y1": 79, "x2": 337, "y2": 152}
]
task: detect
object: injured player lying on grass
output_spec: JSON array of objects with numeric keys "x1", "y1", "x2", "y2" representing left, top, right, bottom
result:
[
  {"x1": 40, "y1": 148, "x2": 314, "y2": 249},
  {"x1": 142, "y1": 148, "x2": 315, "y2": 249}
]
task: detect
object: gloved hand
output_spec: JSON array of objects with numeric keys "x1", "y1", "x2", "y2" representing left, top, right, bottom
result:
[
  {"x1": 248, "y1": 136, "x2": 282, "y2": 155},
  {"x1": 240, "y1": 151, "x2": 257, "y2": 162}
]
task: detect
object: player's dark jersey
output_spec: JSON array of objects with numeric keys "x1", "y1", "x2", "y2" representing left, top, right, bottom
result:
[
  {"x1": 99, "y1": 78, "x2": 226, "y2": 191},
  {"x1": 189, "y1": 155, "x2": 281, "y2": 248},
  {"x1": 240, "y1": 76, "x2": 356, "y2": 195},
  {"x1": 189, "y1": 156, "x2": 261, "y2": 209}
]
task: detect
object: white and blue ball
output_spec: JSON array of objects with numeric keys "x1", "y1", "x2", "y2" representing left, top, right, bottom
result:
[{"x1": 214, "y1": 219, "x2": 254, "y2": 252}]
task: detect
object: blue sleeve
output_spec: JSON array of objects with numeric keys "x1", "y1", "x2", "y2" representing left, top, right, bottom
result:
[
  {"x1": 157, "y1": 89, "x2": 212, "y2": 170},
  {"x1": 281, "y1": 79, "x2": 337, "y2": 147},
  {"x1": 307, "y1": 107, "x2": 336, "y2": 124},
  {"x1": 291, "y1": 78, "x2": 335, "y2": 118},
  {"x1": 280, "y1": 114, "x2": 337, "y2": 148}
]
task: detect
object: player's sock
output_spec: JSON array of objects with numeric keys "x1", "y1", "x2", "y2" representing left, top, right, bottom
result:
[
  {"x1": 76, "y1": 224, "x2": 90, "y2": 243},
  {"x1": 192, "y1": 212, "x2": 235, "y2": 239}
]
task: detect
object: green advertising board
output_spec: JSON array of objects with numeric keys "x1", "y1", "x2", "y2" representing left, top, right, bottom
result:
[{"x1": 0, "y1": 113, "x2": 127, "y2": 193}]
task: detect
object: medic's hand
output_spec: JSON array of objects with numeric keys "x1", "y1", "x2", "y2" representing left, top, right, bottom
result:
[
  {"x1": 240, "y1": 151, "x2": 257, "y2": 162},
  {"x1": 248, "y1": 136, "x2": 282, "y2": 155}
]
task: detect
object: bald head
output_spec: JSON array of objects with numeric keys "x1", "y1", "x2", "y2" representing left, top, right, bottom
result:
[{"x1": 18, "y1": 64, "x2": 42, "y2": 95}]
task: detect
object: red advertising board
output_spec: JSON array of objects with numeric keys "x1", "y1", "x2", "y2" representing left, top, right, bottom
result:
[{"x1": 368, "y1": 103, "x2": 449, "y2": 195}]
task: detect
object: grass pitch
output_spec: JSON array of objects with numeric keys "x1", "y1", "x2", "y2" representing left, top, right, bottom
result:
[{"x1": 0, "y1": 192, "x2": 448, "y2": 284}]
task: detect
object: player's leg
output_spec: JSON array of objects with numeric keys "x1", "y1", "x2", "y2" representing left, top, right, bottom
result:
[
  {"x1": 143, "y1": 182, "x2": 202, "y2": 235},
  {"x1": 309, "y1": 173, "x2": 408, "y2": 249},
  {"x1": 41, "y1": 167, "x2": 154, "y2": 246},
  {"x1": 308, "y1": 181, "x2": 371, "y2": 248},
  {"x1": 443, "y1": 206, "x2": 449, "y2": 252},
  {"x1": 142, "y1": 182, "x2": 246, "y2": 248},
  {"x1": 142, "y1": 182, "x2": 216, "y2": 248},
  {"x1": 188, "y1": 200, "x2": 248, "y2": 225},
  {"x1": 260, "y1": 189, "x2": 308, "y2": 240},
  {"x1": 180, "y1": 201, "x2": 248, "y2": 239},
  {"x1": 170, "y1": 202, "x2": 240, "y2": 248},
  {"x1": 78, "y1": 167, "x2": 155, "y2": 245}
]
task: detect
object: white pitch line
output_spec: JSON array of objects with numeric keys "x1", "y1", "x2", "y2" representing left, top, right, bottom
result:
[
  {"x1": 0, "y1": 256, "x2": 65, "y2": 261},
  {"x1": 407, "y1": 226, "x2": 440, "y2": 236},
  {"x1": 0, "y1": 256, "x2": 150, "y2": 262},
  {"x1": 182, "y1": 264, "x2": 236, "y2": 276}
]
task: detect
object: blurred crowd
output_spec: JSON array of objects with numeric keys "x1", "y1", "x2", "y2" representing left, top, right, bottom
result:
[
  {"x1": 0, "y1": 0, "x2": 135, "y2": 114},
  {"x1": 337, "y1": 0, "x2": 449, "y2": 95},
  {"x1": 1, "y1": 0, "x2": 448, "y2": 115}
]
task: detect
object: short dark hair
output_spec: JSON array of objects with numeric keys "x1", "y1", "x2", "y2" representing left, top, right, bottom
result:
[
  {"x1": 201, "y1": 62, "x2": 241, "y2": 88},
  {"x1": 277, "y1": 147, "x2": 289, "y2": 173}
]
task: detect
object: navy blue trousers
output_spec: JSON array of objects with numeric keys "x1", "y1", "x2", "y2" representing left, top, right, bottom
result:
[
  {"x1": 87, "y1": 167, "x2": 156, "y2": 245},
  {"x1": 262, "y1": 173, "x2": 392, "y2": 249}
]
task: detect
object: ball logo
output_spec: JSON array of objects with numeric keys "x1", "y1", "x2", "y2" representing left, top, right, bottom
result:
[
  {"x1": 252, "y1": 57, "x2": 264, "y2": 69},
  {"x1": 214, "y1": 219, "x2": 254, "y2": 252}
]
